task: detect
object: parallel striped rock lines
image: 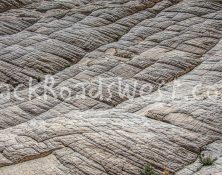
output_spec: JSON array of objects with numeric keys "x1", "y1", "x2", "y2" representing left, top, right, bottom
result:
[{"x1": 0, "y1": 0, "x2": 222, "y2": 175}]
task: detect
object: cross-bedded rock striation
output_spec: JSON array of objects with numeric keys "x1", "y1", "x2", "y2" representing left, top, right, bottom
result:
[{"x1": 0, "y1": 0, "x2": 222, "y2": 174}]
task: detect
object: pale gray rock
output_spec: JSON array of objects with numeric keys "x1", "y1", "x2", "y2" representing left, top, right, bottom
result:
[{"x1": 0, "y1": 0, "x2": 222, "y2": 174}]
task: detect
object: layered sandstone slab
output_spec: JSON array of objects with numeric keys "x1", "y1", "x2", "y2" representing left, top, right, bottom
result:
[{"x1": 0, "y1": 0, "x2": 222, "y2": 174}]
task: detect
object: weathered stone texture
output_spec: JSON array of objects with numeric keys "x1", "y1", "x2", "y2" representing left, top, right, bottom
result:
[{"x1": 0, "y1": 0, "x2": 222, "y2": 174}]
